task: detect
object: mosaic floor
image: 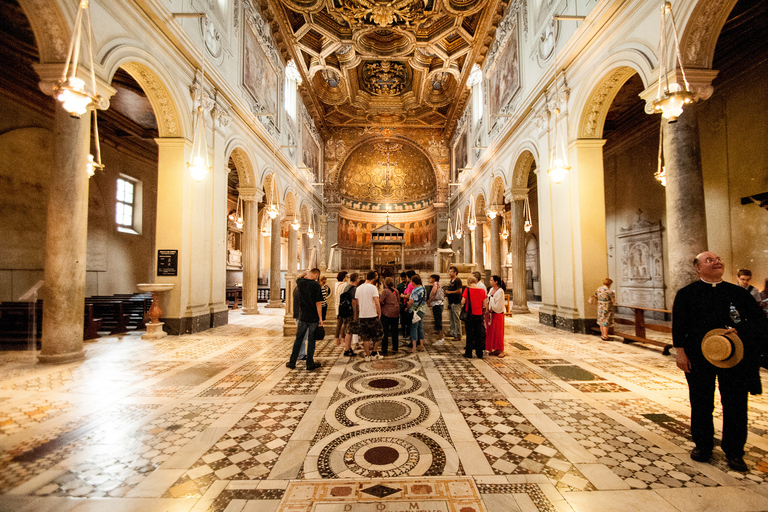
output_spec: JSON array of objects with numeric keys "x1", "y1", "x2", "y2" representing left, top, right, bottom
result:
[{"x1": 2, "y1": 307, "x2": 768, "y2": 512}]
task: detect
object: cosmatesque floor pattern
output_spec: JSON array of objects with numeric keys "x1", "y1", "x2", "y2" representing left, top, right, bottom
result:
[{"x1": 2, "y1": 307, "x2": 768, "y2": 512}]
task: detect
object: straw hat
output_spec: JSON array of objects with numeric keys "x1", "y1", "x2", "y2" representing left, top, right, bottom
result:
[{"x1": 701, "y1": 329, "x2": 744, "y2": 368}]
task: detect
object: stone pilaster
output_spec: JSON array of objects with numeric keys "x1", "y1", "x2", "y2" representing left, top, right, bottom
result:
[
  {"x1": 240, "y1": 192, "x2": 262, "y2": 315},
  {"x1": 267, "y1": 214, "x2": 284, "y2": 308},
  {"x1": 39, "y1": 107, "x2": 91, "y2": 364},
  {"x1": 663, "y1": 107, "x2": 707, "y2": 304}
]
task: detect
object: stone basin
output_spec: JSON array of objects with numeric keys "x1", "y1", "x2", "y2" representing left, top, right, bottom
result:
[{"x1": 137, "y1": 283, "x2": 174, "y2": 293}]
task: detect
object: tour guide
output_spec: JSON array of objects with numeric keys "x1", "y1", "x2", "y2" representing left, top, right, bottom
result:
[{"x1": 672, "y1": 251, "x2": 768, "y2": 472}]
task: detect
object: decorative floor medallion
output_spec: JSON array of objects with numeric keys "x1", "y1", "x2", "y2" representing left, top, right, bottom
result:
[{"x1": 276, "y1": 477, "x2": 486, "y2": 512}]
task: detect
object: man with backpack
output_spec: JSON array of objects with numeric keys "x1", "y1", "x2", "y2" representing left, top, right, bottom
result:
[
  {"x1": 286, "y1": 268, "x2": 323, "y2": 371},
  {"x1": 338, "y1": 272, "x2": 359, "y2": 357}
]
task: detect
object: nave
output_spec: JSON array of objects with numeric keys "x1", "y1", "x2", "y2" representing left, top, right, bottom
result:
[{"x1": 2, "y1": 309, "x2": 768, "y2": 512}]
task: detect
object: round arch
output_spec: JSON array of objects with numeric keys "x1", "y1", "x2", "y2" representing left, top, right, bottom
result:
[
  {"x1": 226, "y1": 144, "x2": 257, "y2": 188},
  {"x1": 680, "y1": 0, "x2": 740, "y2": 69},
  {"x1": 489, "y1": 175, "x2": 506, "y2": 206},
  {"x1": 16, "y1": 0, "x2": 70, "y2": 64},
  {"x1": 284, "y1": 192, "x2": 297, "y2": 217},
  {"x1": 574, "y1": 65, "x2": 640, "y2": 140},
  {"x1": 509, "y1": 141, "x2": 540, "y2": 188}
]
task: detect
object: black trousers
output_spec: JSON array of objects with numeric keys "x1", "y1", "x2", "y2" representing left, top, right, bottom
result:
[
  {"x1": 382, "y1": 315, "x2": 399, "y2": 353},
  {"x1": 464, "y1": 315, "x2": 485, "y2": 358},
  {"x1": 685, "y1": 363, "x2": 749, "y2": 457},
  {"x1": 432, "y1": 304, "x2": 443, "y2": 332}
]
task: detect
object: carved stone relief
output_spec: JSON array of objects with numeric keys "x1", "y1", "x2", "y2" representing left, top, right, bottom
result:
[
  {"x1": 121, "y1": 62, "x2": 182, "y2": 137},
  {"x1": 617, "y1": 213, "x2": 665, "y2": 310}
]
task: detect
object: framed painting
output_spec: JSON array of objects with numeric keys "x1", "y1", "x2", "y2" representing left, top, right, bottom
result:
[
  {"x1": 302, "y1": 122, "x2": 320, "y2": 179},
  {"x1": 489, "y1": 22, "x2": 520, "y2": 116},
  {"x1": 243, "y1": 24, "x2": 278, "y2": 115}
]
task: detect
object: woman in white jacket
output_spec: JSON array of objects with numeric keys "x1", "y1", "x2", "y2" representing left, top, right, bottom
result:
[{"x1": 486, "y1": 275, "x2": 507, "y2": 357}]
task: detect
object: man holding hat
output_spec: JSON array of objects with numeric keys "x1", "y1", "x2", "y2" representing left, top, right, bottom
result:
[{"x1": 673, "y1": 251, "x2": 768, "y2": 471}]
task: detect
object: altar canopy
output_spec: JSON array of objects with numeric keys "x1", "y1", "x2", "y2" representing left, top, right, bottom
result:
[{"x1": 370, "y1": 222, "x2": 406, "y2": 271}]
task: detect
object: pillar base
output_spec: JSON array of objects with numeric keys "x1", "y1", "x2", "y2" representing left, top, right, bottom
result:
[
  {"x1": 241, "y1": 307, "x2": 260, "y2": 315},
  {"x1": 142, "y1": 322, "x2": 168, "y2": 340},
  {"x1": 38, "y1": 349, "x2": 86, "y2": 365},
  {"x1": 266, "y1": 300, "x2": 285, "y2": 308},
  {"x1": 511, "y1": 306, "x2": 530, "y2": 314}
]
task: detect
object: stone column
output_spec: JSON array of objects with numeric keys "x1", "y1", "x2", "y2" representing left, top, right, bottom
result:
[
  {"x1": 400, "y1": 243, "x2": 405, "y2": 271},
  {"x1": 240, "y1": 193, "x2": 262, "y2": 314},
  {"x1": 490, "y1": 215, "x2": 502, "y2": 278},
  {"x1": 663, "y1": 107, "x2": 707, "y2": 304},
  {"x1": 474, "y1": 218, "x2": 485, "y2": 274},
  {"x1": 301, "y1": 231, "x2": 310, "y2": 269},
  {"x1": 510, "y1": 195, "x2": 529, "y2": 313},
  {"x1": 267, "y1": 214, "x2": 284, "y2": 307},
  {"x1": 287, "y1": 225, "x2": 298, "y2": 273},
  {"x1": 370, "y1": 243, "x2": 375, "y2": 270},
  {"x1": 319, "y1": 213, "x2": 328, "y2": 269},
  {"x1": 39, "y1": 107, "x2": 91, "y2": 364},
  {"x1": 463, "y1": 226, "x2": 472, "y2": 264}
]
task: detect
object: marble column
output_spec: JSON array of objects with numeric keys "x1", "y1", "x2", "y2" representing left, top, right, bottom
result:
[
  {"x1": 39, "y1": 107, "x2": 91, "y2": 364},
  {"x1": 287, "y1": 225, "x2": 298, "y2": 273},
  {"x1": 474, "y1": 219, "x2": 485, "y2": 274},
  {"x1": 663, "y1": 107, "x2": 707, "y2": 303},
  {"x1": 301, "y1": 232, "x2": 310, "y2": 270},
  {"x1": 510, "y1": 198, "x2": 529, "y2": 313},
  {"x1": 267, "y1": 214, "x2": 284, "y2": 308},
  {"x1": 241, "y1": 197, "x2": 261, "y2": 314},
  {"x1": 490, "y1": 215, "x2": 502, "y2": 278},
  {"x1": 463, "y1": 226, "x2": 472, "y2": 264},
  {"x1": 320, "y1": 213, "x2": 328, "y2": 270}
]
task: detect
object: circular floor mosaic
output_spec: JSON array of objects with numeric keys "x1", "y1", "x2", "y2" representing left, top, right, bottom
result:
[
  {"x1": 357, "y1": 401, "x2": 409, "y2": 422},
  {"x1": 345, "y1": 373, "x2": 424, "y2": 395},
  {"x1": 351, "y1": 358, "x2": 416, "y2": 373}
]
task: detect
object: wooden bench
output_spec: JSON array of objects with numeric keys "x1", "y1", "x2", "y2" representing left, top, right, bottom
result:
[
  {"x1": 226, "y1": 287, "x2": 242, "y2": 310},
  {"x1": 85, "y1": 299, "x2": 131, "y2": 335},
  {"x1": 613, "y1": 305, "x2": 673, "y2": 355},
  {"x1": 0, "y1": 301, "x2": 42, "y2": 348}
]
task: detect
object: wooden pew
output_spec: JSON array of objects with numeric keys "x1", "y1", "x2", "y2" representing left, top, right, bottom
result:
[
  {"x1": 613, "y1": 305, "x2": 673, "y2": 355},
  {"x1": 85, "y1": 299, "x2": 131, "y2": 335}
]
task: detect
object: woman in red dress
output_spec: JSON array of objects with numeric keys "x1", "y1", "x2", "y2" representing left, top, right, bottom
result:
[{"x1": 486, "y1": 275, "x2": 506, "y2": 357}]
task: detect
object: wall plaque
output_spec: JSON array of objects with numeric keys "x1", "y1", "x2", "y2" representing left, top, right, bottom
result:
[{"x1": 157, "y1": 250, "x2": 178, "y2": 276}]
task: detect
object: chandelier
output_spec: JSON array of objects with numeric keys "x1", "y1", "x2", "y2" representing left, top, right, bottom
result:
[
  {"x1": 547, "y1": 28, "x2": 570, "y2": 184},
  {"x1": 260, "y1": 209, "x2": 271, "y2": 237},
  {"x1": 500, "y1": 214, "x2": 509, "y2": 240},
  {"x1": 446, "y1": 207, "x2": 454, "y2": 244},
  {"x1": 649, "y1": 1, "x2": 693, "y2": 122},
  {"x1": 266, "y1": 172, "x2": 280, "y2": 219},
  {"x1": 291, "y1": 212, "x2": 300, "y2": 230},
  {"x1": 655, "y1": 122, "x2": 667, "y2": 186},
  {"x1": 54, "y1": 0, "x2": 107, "y2": 177},
  {"x1": 235, "y1": 195, "x2": 244, "y2": 229},
  {"x1": 455, "y1": 209, "x2": 463, "y2": 240},
  {"x1": 307, "y1": 208, "x2": 315, "y2": 239},
  {"x1": 524, "y1": 196, "x2": 533, "y2": 232}
]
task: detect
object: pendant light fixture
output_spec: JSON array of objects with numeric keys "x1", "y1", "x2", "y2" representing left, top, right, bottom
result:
[
  {"x1": 446, "y1": 204, "x2": 454, "y2": 244},
  {"x1": 54, "y1": 0, "x2": 107, "y2": 177},
  {"x1": 524, "y1": 196, "x2": 533, "y2": 232},
  {"x1": 455, "y1": 209, "x2": 463, "y2": 240},
  {"x1": 547, "y1": 20, "x2": 570, "y2": 184},
  {"x1": 654, "y1": 121, "x2": 667, "y2": 186},
  {"x1": 500, "y1": 214, "x2": 509, "y2": 240},
  {"x1": 260, "y1": 208, "x2": 271, "y2": 237},
  {"x1": 266, "y1": 162, "x2": 280, "y2": 219},
  {"x1": 307, "y1": 208, "x2": 315, "y2": 239},
  {"x1": 291, "y1": 211, "x2": 300, "y2": 230},
  {"x1": 649, "y1": 1, "x2": 693, "y2": 122},
  {"x1": 467, "y1": 195, "x2": 477, "y2": 231},
  {"x1": 186, "y1": 15, "x2": 212, "y2": 182},
  {"x1": 235, "y1": 194, "x2": 244, "y2": 229}
]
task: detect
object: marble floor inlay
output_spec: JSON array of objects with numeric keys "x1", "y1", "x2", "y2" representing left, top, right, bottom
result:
[{"x1": 2, "y1": 307, "x2": 768, "y2": 512}]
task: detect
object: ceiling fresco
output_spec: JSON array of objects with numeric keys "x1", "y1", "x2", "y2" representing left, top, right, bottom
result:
[
  {"x1": 337, "y1": 137, "x2": 437, "y2": 211},
  {"x1": 254, "y1": 0, "x2": 509, "y2": 136}
]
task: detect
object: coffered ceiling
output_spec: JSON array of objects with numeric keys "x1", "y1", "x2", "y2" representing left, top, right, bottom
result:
[{"x1": 257, "y1": 0, "x2": 509, "y2": 137}]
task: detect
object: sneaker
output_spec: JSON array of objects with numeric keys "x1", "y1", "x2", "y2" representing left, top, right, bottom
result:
[
  {"x1": 436, "y1": 338, "x2": 444, "y2": 345},
  {"x1": 375, "y1": 353, "x2": 384, "y2": 360},
  {"x1": 364, "y1": 355, "x2": 371, "y2": 362}
]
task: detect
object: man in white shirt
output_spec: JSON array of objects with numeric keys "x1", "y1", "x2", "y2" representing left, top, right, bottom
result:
[
  {"x1": 473, "y1": 271, "x2": 488, "y2": 296},
  {"x1": 354, "y1": 270, "x2": 383, "y2": 361}
]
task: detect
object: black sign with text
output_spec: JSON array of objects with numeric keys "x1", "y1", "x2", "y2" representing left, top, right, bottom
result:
[{"x1": 157, "y1": 250, "x2": 178, "y2": 276}]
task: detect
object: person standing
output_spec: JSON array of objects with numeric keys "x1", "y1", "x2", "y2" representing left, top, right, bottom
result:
[
  {"x1": 334, "y1": 271, "x2": 349, "y2": 346},
  {"x1": 407, "y1": 275, "x2": 427, "y2": 352},
  {"x1": 400, "y1": 270, "x2": 416, "y2": 341},
  {"x1": 341, "y1": 272, "x2": 360, "y2": 356},
  {"x1": 673, "y1": 252, "x2": 768, "y2": 471},
  {"x1": 320, "y1": 276, "x2": 331, "y2": 321},
  {"x1": 737, "y1": 269, "x2": 762, "y2": 302},
  {"x1": 472, "y1": 271, "x2": 487, "y2": 296},
  {"x1": 428, "y1": 274, "x2": 444, "y2": 345},
  {"x1": 593, "y1": 278, "x2": 616, "y2": 341},
  {"x1": 444, "y1": 266, "x2": 463, "y2": 341},
  {"x1": 486, "y1": 275, "x2": 506, "y2": 357},
  {"x1": 380, "y1": 277, "x2": 400, "y2": 355},
  {"x1": 355, "y1": 270, "x2": 383, "y2": 361},
  {"x1": 286, "y1": 268, "x2": 324, "y2": 371},
  {"x1": 461, "y1": 276, "x2": 487, "y2": 358}
]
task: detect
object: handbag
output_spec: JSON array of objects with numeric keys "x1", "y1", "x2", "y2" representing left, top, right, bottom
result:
[{"x1": 460, "y1": 287, "x2": 471, "y2": 322}]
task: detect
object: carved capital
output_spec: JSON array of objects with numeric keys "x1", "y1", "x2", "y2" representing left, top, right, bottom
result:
[
  {"x1": 238, "y1": 186, "x2": 263, "y2": 202},
  {"x1": 509, "y1": 187, "x2": 529, "y2": 201}
]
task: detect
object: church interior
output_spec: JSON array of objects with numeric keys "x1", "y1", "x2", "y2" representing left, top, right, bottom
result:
[{"x1": 0, "y1": 0, "x2": 767, "y2": 510}]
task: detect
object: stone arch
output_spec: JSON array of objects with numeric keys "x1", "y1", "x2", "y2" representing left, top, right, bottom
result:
[
  {"x1": 510, "y1": 149, "x2": 537, "y2": 190},
  {"x1": 680, "y1": 0, "x2": 740, "y2": 69},
  {"x1": 227, "y1": 145, "x2": 257, "y2": 188},
  {"x1": 509, "y1": 142, "x2": 540, "y2": 188},
  {"x1": 575, "y1": 66, "x2": 639, "y2": 139},
  {"x1": 263, "y1": 173, "x2": 280, "y2": 205},
  {"x1": 490, "y1": 176, "x2": 506, "y2": 206},
  {"x1": 284, "y1": 192, "x2": 297, "y2": 217},
  {"x1": 475, "y1": 193, "x2": 486, "y2": 217},
  {"x1": 115, "y1": 60, "x2": 185, "y2": 138},
  {"x1": 16, "y1": 0, "x2": 70, "y2": 64},
  {"x1": 300, "y1": 203, "x2": 310, "y2": 224}
]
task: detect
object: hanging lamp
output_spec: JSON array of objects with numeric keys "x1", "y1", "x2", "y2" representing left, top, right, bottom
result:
[
  {"x1": 455, "y1": 209, "x2": 463, "y2": 240},
  {"x1": 654, "y1": 121, "x2": 667, "y2": 186},
  {"x1": 54, "y1": 0, "x2": 106, "y2": 177},
  {"x1": 467, "y1": 195, "x2": 477, "y2": 231},
  {"x1": 547, "y1": 24, "x2": 570, "y2": 184},
  {"x1": 649, "y1": 1, "x2": 693, "y2": 122},
  {"x1": 260, "y1": 208, "x2": 271, "y2": 237},
  {"x1": 235, "y1": 194, "x2": 244, "y2": 229},
  {"x1": 524, "y1": 196, "x2": 533, "y2": 232},
  {"x1": 307, "y1": 208, "x2": 315, "y2": 239}
]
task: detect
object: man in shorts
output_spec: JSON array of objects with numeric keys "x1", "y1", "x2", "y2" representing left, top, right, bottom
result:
[{"x1": 355, "y1": 270, "x2": 384, "y2": 361}]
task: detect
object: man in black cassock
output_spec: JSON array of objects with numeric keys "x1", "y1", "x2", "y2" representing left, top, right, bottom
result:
[{"x1": 673, "y1": 251, "x2": 768, "y2": 471}]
